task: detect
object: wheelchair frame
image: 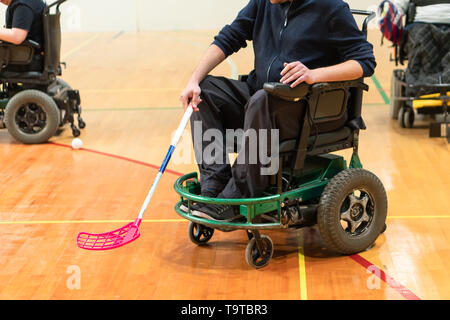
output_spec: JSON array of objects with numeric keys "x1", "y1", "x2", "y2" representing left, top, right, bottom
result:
[{"x1": 174, "y1": 11, "x2": 388, "y2": 268}]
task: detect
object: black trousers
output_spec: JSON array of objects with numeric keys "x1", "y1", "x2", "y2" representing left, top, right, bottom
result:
[{"x1": 191, "y1": 75, "x2": 306, "y2": 198}]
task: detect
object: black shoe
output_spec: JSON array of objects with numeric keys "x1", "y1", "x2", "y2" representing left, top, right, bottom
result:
[
  {"x1": 192, "y1": 204, "x2": 242, "y2": 221},
  {"x1": 179, "y1": 200, "x2": 202, "y2": 213},
  {"x1": 179, "y1": 190, "x2": 219, "y2": 213}
]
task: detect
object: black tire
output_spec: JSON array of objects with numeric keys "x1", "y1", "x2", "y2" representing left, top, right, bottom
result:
[
  {"x1": 390, "y1": 70, "x2": 404, "y2": 120},
  {"x1": 317, "y1": 169, "x2": 388, "y2": 255},
  {"x1": 403, "y1": 108, "x2": 415, "y2": 128},
  {"x1": 245, "y1": 235, "x2": 274, "y2": 269},
  {"x1": 56, "y1": 78, "x2": 72, "y2": 127},
  {"x1": 188, "y1": 222, "x2": 214, "y2": 245},
  {"x1": 5, "y1": 90, "x2": 60, "y2": 144},
  {"x1": 398, "y1": 107, "x2": 406, "y2": 128}
]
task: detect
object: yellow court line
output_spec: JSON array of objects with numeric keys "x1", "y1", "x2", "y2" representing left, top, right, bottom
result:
[
  {"x1": 298, "y1": 229, "x2": 308, "y2": 301},
  {"x1": 387, "y1": 216, "x2": 450, "y2": 219},
  {"x1": 0, "y1": 219, "x2": 187, "y2": 225},
  {"x1": 61, "y1": 33, "x2": 101, "y2": 60},
  {"x1": 82, "y1": 88, "x2": 181, "y2": 94}
]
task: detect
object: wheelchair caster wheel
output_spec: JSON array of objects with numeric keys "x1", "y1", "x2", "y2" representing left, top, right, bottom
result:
[
  {"x1": 188, "y1": 222, "x2": 214, "y2": 245},
  {"x1": 398, "y1": 107, "x2": 414, "y2": 128},
  {"x1": 245, "y1": 234, "x2": 274, "y2": 269},
  {"x1": 72, "y1": 126, "x2": 81, "y2": 137},
  {"x1": 78, "y1": 118, "x2": 86, "y2": 129}
]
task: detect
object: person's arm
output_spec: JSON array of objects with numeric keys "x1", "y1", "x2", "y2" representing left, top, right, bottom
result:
[
  {"x1": 179, "y1": 0, "x2": 258, "y2": 111},
  {"x1": 280, "y1": 60, "x2": 363, "y2": 88},
  {"x1": 281, "y1": 2, "x2": 375, "y2": 88},
  {"x1": 0, "y1": 27, "x2": 28, "y2": 44},
  {"x1": 179, "y1": 44, "x2": 226, "y2": 111},
  {"x1": 0, "y1": 4, "x2": 33, "y2": 45}
]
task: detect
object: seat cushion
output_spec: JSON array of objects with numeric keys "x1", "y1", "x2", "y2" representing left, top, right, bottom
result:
[{"x1": 279, "y1": 126, "x2": 352, "y2": 153}]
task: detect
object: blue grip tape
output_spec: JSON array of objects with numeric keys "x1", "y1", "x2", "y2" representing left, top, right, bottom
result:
[{"x1": 159, "y1": 145, "x2": 176, "y2": 173}]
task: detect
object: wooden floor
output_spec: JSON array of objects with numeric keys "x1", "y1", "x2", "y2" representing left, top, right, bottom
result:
[{"x1": 0, "y1": 30, "x2": 449, "y2": 300}]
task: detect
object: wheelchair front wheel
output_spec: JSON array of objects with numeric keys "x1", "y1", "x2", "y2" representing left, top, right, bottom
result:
[
  {"x1": 245, "y1": 234, "x2": 274, "y2": 269},
  {"x1": 5, "y1": 90, "x2": 60, "y2": 144},
  {"x1": 188, "y1": 222, "x2": 214, "y2": 245}
]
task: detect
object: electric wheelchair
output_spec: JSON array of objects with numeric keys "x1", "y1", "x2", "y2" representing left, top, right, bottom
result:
[
  {"x1": 389, "y1": 0, "x2": 449, "y2": 141},
  {"x1": 174, "y1": 10, "x2": 388, "y2": 268},
  {"x1": 0, "y1": 0, "x2": 85, "y2": 144}
]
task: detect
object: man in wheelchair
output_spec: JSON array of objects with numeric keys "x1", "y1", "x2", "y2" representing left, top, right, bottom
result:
[
  {"x1": 180, "y1": 0, "x2": 376, "y2": 221},
  {"x1": 0, "y1": 0, "x2": 84, "y2": 144},
  {"x1": 0, "y1": 0, "x2": 46, "y2": 72}
]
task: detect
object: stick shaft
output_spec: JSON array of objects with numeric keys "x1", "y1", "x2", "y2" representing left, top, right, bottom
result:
[{"x1": 137, "y1": 106, "x2": 194, "y2": 220}]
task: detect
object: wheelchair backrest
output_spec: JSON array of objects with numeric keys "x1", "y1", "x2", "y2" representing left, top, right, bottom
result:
[{"x1": 42, "y1": 10, "x2": 62, "y2": 75}]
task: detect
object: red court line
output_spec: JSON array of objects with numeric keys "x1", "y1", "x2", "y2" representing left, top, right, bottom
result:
[
  {"x1": 49, "y1": 142, "x2": 184, "y2": 177},
  {"x1": 350, "y1": 254, "x2": 421, "y2": 300},
  {"x1": 50, "y1": 141, "x2": 421, "y2": 300}
]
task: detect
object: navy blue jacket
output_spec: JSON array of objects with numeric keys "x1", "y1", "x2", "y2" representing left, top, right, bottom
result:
[{"x1": 213, "y1": 0, "x2": 376, "y2": 91}]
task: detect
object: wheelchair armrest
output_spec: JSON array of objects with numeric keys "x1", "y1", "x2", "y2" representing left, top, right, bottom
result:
[
  {"x1": 263, "y1": 82, "x2": 310, "y2": 101},
  {"x1": 23, "y1": 39, "x2": 42, "y2": 51},
  {"x1": 263, "y1": 80, "x2": 368, "y2": 102},
  {"x1": 311, "y1": 80, "x2": 369, "y2": 92}
]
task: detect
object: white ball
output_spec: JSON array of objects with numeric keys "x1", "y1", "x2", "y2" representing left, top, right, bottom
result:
[{"x1": 71, "y1": 138, "x2": 83, "y2": 149}]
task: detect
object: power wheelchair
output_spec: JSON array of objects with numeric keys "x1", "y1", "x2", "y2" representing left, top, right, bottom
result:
[
  {"x1": 0, "y1": 0, "x2": 85, "y2": 144},
  {"x1": 389, "y1": 0, "x2": 449, "y2": 141},
  {"x1": 174, "y1": 10, "x2": 388, "y2": 268}
]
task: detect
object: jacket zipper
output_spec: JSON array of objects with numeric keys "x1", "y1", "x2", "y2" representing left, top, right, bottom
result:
[{"x1": 266, "y1": 1, "x2": 294, "y2": 82}]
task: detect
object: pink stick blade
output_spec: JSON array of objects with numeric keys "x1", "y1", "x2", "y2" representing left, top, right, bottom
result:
[{"x1": 77, "y1": 219, "x2": 142, "y2": 251}]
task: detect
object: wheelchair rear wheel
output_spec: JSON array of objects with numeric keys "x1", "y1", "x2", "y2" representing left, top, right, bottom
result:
[
  {"x1": 317, "y1": 169, "x2": 388, "y2": 255},
  {"x1": 5, "y1": 90, "x2": 60, "y2": 144}
]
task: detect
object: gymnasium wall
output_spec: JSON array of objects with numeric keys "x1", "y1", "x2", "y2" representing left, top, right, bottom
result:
[{"x1": 0, "y1": 0, "x2": 380, "y2": 33}]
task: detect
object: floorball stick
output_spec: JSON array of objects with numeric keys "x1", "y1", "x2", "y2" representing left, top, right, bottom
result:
[{"x1": 77, "y1": 105, "x2": 194, "y2": 250}]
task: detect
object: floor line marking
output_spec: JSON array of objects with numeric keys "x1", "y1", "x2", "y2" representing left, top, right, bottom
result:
[
  {"x1": 350, "y1": 254, "x2": 421, "y2": 300},
  {"x1": 387, "y1": 215, "x2": 450, "y2": 219},
  {"x1": 298, "y1": 230, "x2": 308, "y2": 300},
  {"x1": 371, "y1": 75, "x2": 390, "y2": 105},
  {"x1": 0, "y1": 219, "x2": 187, "y2": 225},
  {"x1": 49, "y1": 142, "x2": 184, "y2": 177},
  {"x1": 62, "y1": 33, "x2": 100, "y2": 60},
  {"x1": 84, "y1": 107, "x2": 181, "y2": 112}
]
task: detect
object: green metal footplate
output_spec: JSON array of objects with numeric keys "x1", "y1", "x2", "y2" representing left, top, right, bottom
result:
[{"x1": 174, "y1": 153, "x2": 362, "y2": 230}]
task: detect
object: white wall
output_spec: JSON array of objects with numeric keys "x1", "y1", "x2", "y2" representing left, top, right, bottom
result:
[{"x1": 0, "y1": 0, "x2": 380, "y2": 33}]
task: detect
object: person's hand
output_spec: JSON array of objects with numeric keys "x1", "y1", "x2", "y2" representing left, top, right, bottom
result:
[
  {"x1": 179, "y1": 80, "x2": 202, "y2": 112},
  {"x1": 280, "y1": 61, "x2": 318, "y2": 88}
]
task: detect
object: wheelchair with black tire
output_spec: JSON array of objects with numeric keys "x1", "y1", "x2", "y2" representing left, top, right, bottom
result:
[
  {"x1": 174, "y1": 10, "x2": 388, "y2": 269},
  {"x1": 389, "y1": 0, "x2": 449, "y2": 141},
  {"x1": 0, "y1": 0, "x2": 85, "y2": 144}
]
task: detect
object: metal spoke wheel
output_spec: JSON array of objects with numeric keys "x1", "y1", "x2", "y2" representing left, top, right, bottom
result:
[
  {"x1": 15, "y1": 103, "x2": 47, "y2": 135},
  {"x1": 245, "y1": 234, "x2": 274, "y2": 269},
  {"x1": 318, "y1": 169, "x2": 388, "y2": 255},
  {"x1": 4, "y1": 90, "x2": 60, "y2": 144},
  {"x1": 340, "y1": 190, "x2": 374, "y2": 236},
  {"x1": 188, "y1": 222, "x2": 214, "y2": 245}
]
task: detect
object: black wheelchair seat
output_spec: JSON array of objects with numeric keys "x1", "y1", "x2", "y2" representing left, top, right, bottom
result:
[{"x1": 279, "y1": 126, "x2": 353, "y2": 154}]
